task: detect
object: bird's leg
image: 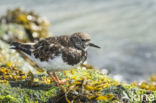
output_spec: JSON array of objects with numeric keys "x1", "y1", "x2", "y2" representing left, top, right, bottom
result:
[
  {"x1": 53, "y1": 72, "x2": 66, "y2": 85},
  {"x1": 47, "y1": 71, "x2": 66, "y2": 85},
  {"x1": 52, "y1": 72, "x2": 59, "y2": 81},
  {"x1": 47, "y1": 71, "x2": 66, "y2": 92},
  {"x1": 47, "y1": 71, "x2": 58, "y2": 85}
]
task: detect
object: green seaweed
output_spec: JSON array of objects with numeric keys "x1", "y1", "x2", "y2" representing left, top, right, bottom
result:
[
  {"x1": 0, "y1": 83, "x2": 59, "y2": 103},
  {"x1": 0, "y1": 69, "x2": 156, "y2": 103}
]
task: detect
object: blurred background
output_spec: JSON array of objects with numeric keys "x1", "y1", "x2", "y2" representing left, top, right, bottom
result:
[{"x1": 0, "y1": 0, "x2": 156, "y2": 82}]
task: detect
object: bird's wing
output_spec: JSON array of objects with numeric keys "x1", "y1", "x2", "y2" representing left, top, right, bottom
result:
[
  {"x1": 62, "y1": 47, "x2": 86, "y2": 65},
  {"x1": 33, "y1": 39, "x2": 62, "y2": 61},
  {"x1": 10, "y1": 41, "x2": 34, "y2": 55}
]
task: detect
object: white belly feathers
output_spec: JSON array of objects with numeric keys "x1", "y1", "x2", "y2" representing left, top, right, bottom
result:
[{"x1": 28, "y1": 54, "x2": 78, "y2": 72}]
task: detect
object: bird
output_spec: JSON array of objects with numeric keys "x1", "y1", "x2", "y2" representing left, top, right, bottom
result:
[{"x1": 10, "y1": 32, "x2": 100, "y2": 85}]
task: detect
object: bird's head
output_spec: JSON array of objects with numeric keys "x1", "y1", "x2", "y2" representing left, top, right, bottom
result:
[{"x1": 70, "y1": 32, "x2": 100, "y2": 50}]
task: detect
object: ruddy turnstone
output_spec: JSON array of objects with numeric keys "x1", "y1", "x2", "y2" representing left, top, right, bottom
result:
[{"x1": 10, "y1": 32, "x2": 100, "y2": 85}]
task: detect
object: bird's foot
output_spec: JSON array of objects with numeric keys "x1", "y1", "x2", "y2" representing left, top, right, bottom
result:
[
  {"x1": 55, "y1": 79, "x2": 67, "y2": 85},
  {"x1": 47, "y1": 71, "x2": 67, "y2": 86}
]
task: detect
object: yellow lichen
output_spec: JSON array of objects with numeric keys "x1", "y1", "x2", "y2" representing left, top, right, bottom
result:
[
  {"x1": 131, "y1": 76, "x2": 156, "y2": 91},
  {"x1": 150, "y1": 75, "x2": 156, "y2": 82},
  {"x1": 96, "y1": 94, "x2": 114, "y2": 101}
]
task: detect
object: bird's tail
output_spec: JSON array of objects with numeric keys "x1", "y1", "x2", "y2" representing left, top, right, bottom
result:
[{"x1": 10, "y1": 41, "x2": 33, "y2": 55}]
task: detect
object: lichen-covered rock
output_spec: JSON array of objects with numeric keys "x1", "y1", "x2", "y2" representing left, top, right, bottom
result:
[
  {"x1": 0, "y1": 8, "x2": 51, "y2": 73},
  {"x1": 0, "y1": 8, "x2": 51, "y2": 42},
  {"x1": 0, "y1": 23, "x2": 29, "y2": 42}
]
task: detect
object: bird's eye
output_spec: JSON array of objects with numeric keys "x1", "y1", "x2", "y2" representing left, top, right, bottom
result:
[
  {"x1": 81, "y1": 39, "x2": 85, "y2": 42},
  {"x1": 86, "y1": 39, "x2": 90, "y2": 41},
  {"x1": 82, "y1": 39, "x2": 90, "y2": 42}
]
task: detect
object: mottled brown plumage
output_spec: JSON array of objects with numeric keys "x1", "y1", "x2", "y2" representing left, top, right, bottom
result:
[
  {"x1": 11, "y1": 32, "x2": 98, "y2": 66},
  {"x1": 32, "y1": 39, "x2": 86, "y2": 65}
]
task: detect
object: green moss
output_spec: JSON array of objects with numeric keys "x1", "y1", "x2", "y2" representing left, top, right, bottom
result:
[
  {"x1": 0, "y1": 83, "x2": 59, "y2": 103},
  {"x1": 0, "y1": 95, "x2": 18, "y2": 103}
]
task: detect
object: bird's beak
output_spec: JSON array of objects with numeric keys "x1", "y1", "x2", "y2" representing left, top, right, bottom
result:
[{"x1": 89, "y1": 43, "x2": 100, "y2": 48}]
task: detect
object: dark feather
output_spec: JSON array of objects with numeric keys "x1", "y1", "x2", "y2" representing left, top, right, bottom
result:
[{"x1": 10, "y1": 42, "x2": 32, "y2": 55}]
